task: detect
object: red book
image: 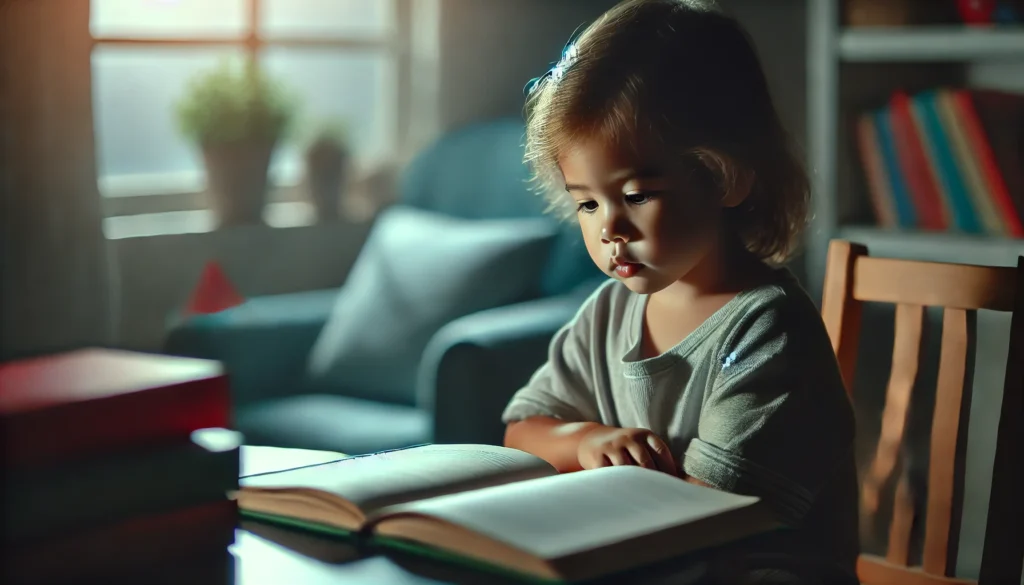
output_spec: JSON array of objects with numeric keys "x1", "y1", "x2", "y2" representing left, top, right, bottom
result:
[
  {"x1": 0, "y1": 348, "x2": 231, "y2": 467},
  {"x1": 889, "y1": 91, "x2": 949, "y2": 230},
  {"x1": 954, "y1": 89, "x2": 1024, "y2": 237}
]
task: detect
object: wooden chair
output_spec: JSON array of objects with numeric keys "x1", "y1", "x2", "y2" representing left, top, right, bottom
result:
[{"x1": 819, "y1": 240, "x2": 1024, "y2": 585}]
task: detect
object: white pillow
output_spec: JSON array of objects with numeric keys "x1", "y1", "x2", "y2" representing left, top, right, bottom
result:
[{"x1": 306, "y1": 206, "x2": 558, "y2": 404}]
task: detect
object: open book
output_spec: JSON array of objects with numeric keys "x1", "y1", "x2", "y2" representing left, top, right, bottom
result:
[{"x1": 237, "y1": 444, "x2": 777, "y2": 582}]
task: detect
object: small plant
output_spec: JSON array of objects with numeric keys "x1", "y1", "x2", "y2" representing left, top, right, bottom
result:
[
  {"x1": 304, "y1": 118, "x2": 353, "y2": 221},
  {"x1": 175, "y1": 58, "x2": 298, "y2": 145}
]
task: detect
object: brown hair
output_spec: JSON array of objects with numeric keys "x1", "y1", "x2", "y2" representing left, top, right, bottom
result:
[{"x1": 524, "y1": 0, "x2": 809, "y2": 263}]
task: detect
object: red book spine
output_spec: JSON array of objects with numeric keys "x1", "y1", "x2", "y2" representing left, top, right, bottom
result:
[
  {"x1": 889, "y1": 91, "x2": 948, "y2": 230},
  {"x1": 952, "y1": 89, "x2": 1024, "y2": 237}
]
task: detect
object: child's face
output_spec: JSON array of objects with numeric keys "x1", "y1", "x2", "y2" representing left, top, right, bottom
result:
[{"x1": 559, "y1": 136, "x2": 724, "y2": 295}]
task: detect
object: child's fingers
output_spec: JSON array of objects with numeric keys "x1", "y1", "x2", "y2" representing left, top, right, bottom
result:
[
  {"x1": 605, "y1": 447, "x2": 630, "y2": 467},
  {"x1": 626, "y1": 441, "x2": 657, "y2": 469},
  {"x1": 646, "y1": 434, "x2": 678, "y2": 475}
]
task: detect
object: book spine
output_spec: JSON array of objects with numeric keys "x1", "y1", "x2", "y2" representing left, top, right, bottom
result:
[
  {"x1": 935, "y1": 89, "x2": 1007, "y2": 236},
  {"x1": 856, "y1": 112, "x2": 898, "y2": 228},
  {"x1": 953, "y1": 90, "x2": 1024, "y2": 237},
  {"x1": 889, "y1": 91, "x2": 948, "y2": 230},
  {"x1": 3, "y1": 374, "x2": 232, "y2": 467},
  {"x1": 913, "y1": 90, "x2": 983, "y2": 233},
  {"x1": 873, "y1": 109, "x2": 917, "y2": 228}
]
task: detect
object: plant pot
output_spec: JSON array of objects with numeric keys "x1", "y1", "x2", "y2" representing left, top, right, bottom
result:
[
  {"x1": 305, "y1": 139, "x2": 350, "y2": 222},
  {"x1": 201, "y1": 139, "x2": 276, "y2": 227}
]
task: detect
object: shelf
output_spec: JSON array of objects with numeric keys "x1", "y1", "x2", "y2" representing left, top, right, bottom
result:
[
  {"x1": 839, "y1": 26, "x2": 1024, "y2": 62},
  {"x1": 836, "y1": 226, "x2": 1024, "y2": 265}
]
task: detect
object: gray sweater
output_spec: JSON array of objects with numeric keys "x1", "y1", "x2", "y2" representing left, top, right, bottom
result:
[{"x1": 502, "y1": 271, "x2": 859, "y2": 574}]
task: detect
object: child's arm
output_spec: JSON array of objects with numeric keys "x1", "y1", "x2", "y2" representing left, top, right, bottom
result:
[
  {"x1": 504, "y1": 417, "x2": 602, "y2": 473},
  {"x1": 506, "y1": 417, "x2": 678, "y2": 475}
]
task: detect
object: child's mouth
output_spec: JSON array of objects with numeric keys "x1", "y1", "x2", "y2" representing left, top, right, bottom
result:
[{"x1": 614, "y1": 263, "x2": 644, "y2": 278}]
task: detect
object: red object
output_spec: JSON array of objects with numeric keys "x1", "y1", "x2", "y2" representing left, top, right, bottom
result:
[
  {"x1": 184, "y1": 261, "x2": 245, "y2": 315},
  {"x1": 957, "y1": 0, "x2": 998, "y2": 24},
  {"x1": 0, "y1": 348, "x2": 231, "y2": 467},
  {"x1": 952, "y1": 89, "x2": 1024, "y2": 236},
  {"x1": 888, "y1": 91, "x2": 949, "y2": 230}
]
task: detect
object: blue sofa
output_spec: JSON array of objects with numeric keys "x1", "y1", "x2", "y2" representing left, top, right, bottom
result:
[{"x1": 164, "y1": 118, "x2": 603, "y2": 455}]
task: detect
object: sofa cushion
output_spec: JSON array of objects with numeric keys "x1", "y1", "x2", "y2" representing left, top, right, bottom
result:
[
  {"x1": 398, "y1": 117, "x2": 600, "y2": 296},
  {"x1": 234, "y1": 394, "x2": 430, "y2": 455},
  {"x1": 306, "y1": 205, "x2": 557, "y2": 405}
]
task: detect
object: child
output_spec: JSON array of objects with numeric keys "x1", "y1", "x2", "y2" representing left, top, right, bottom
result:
[{"x1": 502, "y1": 1, "x2": 859, "y2": 583}]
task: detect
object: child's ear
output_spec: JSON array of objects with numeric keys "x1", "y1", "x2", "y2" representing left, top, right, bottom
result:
[
  {"x1": 721, "y1": 168, "x2": 754, "y2": 208},
  {"x1": 694, "y1": 149, "x2": 753, "y2": 208}
]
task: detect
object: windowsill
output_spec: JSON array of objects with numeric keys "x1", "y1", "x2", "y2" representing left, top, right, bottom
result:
[{"x1": 103, "y1": 201, "x2": 318, "y2": 239}]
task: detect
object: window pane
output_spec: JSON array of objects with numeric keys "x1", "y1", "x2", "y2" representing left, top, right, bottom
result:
[
  {"x1": 259, "y1": 0, "x2": 394, "y2": 39},
  {"x1": 261, "y1": 48, "x2": 396, "y2": 184},
  {"x1": 92, "y1": 46, "x2": 246, "y2": 193},
  {"x1": 91, "y1": 0, "x2": 248, "y2": 39}
]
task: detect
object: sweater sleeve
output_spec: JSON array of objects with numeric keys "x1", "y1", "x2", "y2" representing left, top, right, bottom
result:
[{"x1": 681, "y1": 296, "x2": 855, "y2": 526}]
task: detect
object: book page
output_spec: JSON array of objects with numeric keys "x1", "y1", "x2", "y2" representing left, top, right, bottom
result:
[
  {"x1": 374, "y1": 465, "x2": 761, "y2": 560},
  {"x1": 240, "y1": 446, "x2": 347, "y2": 478},
  {"x1": 241, "y1": 444, "x2": 555, "y2": 515}
]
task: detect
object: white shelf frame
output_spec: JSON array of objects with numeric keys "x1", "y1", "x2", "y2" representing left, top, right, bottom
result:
[
  {"x1": 804, "y1": 0, "x2": 1024, "y2": 302},
  {"x1": 840, "y1": 26, "x2": 1024, "y2": 62}
]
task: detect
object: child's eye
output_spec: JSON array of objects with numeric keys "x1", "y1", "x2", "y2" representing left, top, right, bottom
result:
[
  {"x1": 576, "y1": 200, "x2": 598, "y2": 214},
  {"x1": 625, "y1": 192, "x2": 657, "y2": 205}
]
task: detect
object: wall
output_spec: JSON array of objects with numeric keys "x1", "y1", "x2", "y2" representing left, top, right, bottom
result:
[
  {"x1": 436, "y1": 0, "x2": 619, "y2": 132},
  {"x1": 1, "y1": 0, "x2": 812, "y2": 355}
]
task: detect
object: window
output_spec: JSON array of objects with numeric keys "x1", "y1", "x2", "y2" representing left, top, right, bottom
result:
[{"x1": 91, "y1": 0, "x2": 416, "y2": 224}]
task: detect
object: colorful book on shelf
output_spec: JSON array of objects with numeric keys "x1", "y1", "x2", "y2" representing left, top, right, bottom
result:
[
  {"x1": 934, "y1": 89, "x2": 1008, "y2": 236},
  {"x1": 911, "y1": 90, "x2": 984, "y2": 234},
  {"x1": 856, "y1": 111, "x2": 914, "y2": 228},
  {"x1": 965, "y1": 89, "x2": 1024, "y2": 231},
  {"x1": 855, "y1": 113, "x2": 896, "y2": 227},
  {"x1": 0, "y1": 348, "x2": 231, "y2": 467},
  {"x1": 888, "y1": 91, "x2": 950, "y2": 231},
  {"x1": 236, "y1": 444, "x2": 778, "y2": 583}
]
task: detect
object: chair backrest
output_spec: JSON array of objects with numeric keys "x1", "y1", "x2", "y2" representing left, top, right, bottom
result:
[
  {"x1": 820, "y1": 240, "x2": 1024, "y2": 585},
  {"x1": 397, "y1": 117, "x2": 600, "y2": 297}
]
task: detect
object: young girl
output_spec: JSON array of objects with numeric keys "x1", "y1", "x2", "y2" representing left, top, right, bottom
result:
[{"x1": 502, "y1": 1, "x2": 859, "y2": 583}]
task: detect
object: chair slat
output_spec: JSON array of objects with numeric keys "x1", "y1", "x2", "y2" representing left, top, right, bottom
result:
[
  {"x1": 886, "y1": 474, "x2": 915, "y2": 566},
  {"x1": 862, "y1": 304, "x2": 925, "y2": 525},
  {"x1": 978, "y1": 257, "x2": 1024, "y2": 585},
  {"x1": 923, "y1": 308, "x2": 975, "y2": 576},
  {"x1": 853, "y1": 257, "x2": 1017, "y2": 311}
]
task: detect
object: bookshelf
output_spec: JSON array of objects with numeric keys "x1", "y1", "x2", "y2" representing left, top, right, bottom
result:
[{"x1": 804, "y1": 0, "x2": 1024, "y2": 300}]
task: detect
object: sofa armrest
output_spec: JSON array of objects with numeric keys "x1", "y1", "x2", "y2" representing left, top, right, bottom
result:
[
  {"x1": 416, "y1": 292, "x2": 588, "y2": 445},
  {"x1": 163, "y1": 288, "x2": 339, "y2": 407}
]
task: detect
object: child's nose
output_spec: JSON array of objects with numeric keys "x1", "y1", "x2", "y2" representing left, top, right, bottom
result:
[{"x1": 600, "y1": 225, "x2": 629, "y2": 244}]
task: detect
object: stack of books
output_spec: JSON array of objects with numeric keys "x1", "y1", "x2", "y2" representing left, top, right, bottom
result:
[
  {"x1": 855, "y1": 88, "x2": 1023, "y2": 236},
  {"x1": 0, "y1": 348, "x2": 241, "y2": 584}
]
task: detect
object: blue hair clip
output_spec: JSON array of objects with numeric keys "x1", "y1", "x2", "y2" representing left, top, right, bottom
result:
[{"x1": 524, "y1": 23, "x2": 586, "y2": 97}]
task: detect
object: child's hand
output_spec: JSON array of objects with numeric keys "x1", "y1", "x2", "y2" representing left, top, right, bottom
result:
[{"x1": 577, "y1": 426, "x2": 678, "y2": 475}]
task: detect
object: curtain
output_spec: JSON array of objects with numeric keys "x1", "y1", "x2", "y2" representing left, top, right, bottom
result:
[{"x1": 0, "y1": 0, "x2": 114, "y2": 359}]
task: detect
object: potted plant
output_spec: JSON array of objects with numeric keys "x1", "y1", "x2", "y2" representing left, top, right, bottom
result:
[
  {"x1": 303, "y1": 120, "x2": 351, "y2": 222},
  {"x1": 175, "y1": 58, "x2": 297, "y2": 227}
]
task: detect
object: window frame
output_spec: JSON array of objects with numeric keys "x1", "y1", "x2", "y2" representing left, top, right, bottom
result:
[{"x1": 91, "y1": 0, "x2": 415, "y2": 217}]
